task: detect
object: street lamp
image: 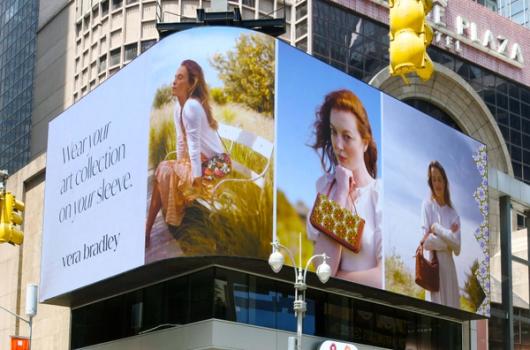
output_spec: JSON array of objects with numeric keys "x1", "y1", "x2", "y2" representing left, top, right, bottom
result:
[
  {"x1": 0, "y1": 283, "x2": 38, "y2": 349},
  {"x1": 268, "y1": 235, "x2": 331, "y2": 350}
]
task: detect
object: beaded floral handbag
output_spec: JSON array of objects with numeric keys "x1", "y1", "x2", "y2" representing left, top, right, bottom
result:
[{"x1": 309, "y1": 179, "x2": 365, "y2": 253}]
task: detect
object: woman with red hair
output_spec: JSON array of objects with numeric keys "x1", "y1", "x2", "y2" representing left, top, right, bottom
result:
[{"x1": 307, "y1": 89, "x2": 382, "y2": 288}]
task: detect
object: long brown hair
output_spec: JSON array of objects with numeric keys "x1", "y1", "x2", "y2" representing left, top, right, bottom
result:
[
  {"x1": 312, "y1": 89, "x2": 377, "y2": 177},
  {"x1": 181, "y1": 59, "x2": 218, "y2": 130},
  {"x1": 427, "y1": 160, "x2": 453, "y2": 208}
]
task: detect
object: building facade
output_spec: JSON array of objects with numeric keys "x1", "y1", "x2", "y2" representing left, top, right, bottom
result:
[
  {"x1": 0, "y1": 0, "x2": 38, "y2": 173},
  {"x1": 1, "y1": 0, "x2": 530, "y2": 349},
  {"x1": 498, "y1": 0, "x2": 530, "y2": 28}
]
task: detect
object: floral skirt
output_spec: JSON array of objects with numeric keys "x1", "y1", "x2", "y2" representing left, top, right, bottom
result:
[{"x1": 155, "y1": 157, "x2": 214, "y2": 227}]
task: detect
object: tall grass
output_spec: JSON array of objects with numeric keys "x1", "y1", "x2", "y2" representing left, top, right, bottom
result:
[
  {"x1": 177, "y1": 147, "x2": 273, "y2": 259},
  {"x1": 149, "y1": 101, "x2": 175, "y2": 169},
  {"x1": 149, "y1": 119, "x2": 176, "y2": 169},
  {"x1": 385, "y1": 252, "x2": 424, "y2": 299}
]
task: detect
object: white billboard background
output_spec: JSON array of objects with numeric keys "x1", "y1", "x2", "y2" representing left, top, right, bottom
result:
[{"x1": 40, "y1": 51, "x2": 152, "y2": 301}]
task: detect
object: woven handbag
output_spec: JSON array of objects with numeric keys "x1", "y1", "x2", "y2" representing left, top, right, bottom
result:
[
  {"x1": 415, "y1": 244, "x2": 439, "y2": 292},
  {"x1": 309, "y1": 179, "x2": 365, "y2": 253}
]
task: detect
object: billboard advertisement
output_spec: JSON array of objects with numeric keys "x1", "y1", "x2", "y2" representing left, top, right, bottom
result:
[
  {"x1": 274, "y1": 40, "x2": 489, "y2": 316},
  {"x1": 382, "y1": 95, "x2": 489, "y2": 315},
  {"x1": 276, "y1": 41, "x2": 383, "y2": 289},
  {"x1": 41, "y1": 26, "x2": 489, "y2": 316},
  {"x1": 41, "y1": 27, "x2": 275, "y2": 301}
]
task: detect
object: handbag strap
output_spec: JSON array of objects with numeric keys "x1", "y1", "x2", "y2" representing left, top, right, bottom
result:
[
  {"x1": 326, "y1": 178, "x2": 360, "y2": 216},
  {"x1": 418, "y1": 242, "x2": 438, "y2": 262},
  {"x1": 216, "y1": 130, "x2": 230, "y2": 155}
]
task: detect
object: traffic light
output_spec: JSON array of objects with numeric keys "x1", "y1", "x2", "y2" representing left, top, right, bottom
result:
[
  {"x1": 389, "y1": 0, "x2": 434, "y2": 82},
  {"x1": 0, "y1": 192, "x2": 25, "y2": 245}
]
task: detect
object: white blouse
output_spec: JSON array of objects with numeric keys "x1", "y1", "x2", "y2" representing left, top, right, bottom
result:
[
  {"x1": 421, "y1": 198, "x2": 461, "y2": 308},
  {"x1": 174, "y1": 99, "x2": 224, "y2": 178},
  {"x1": 307, "y1": 174, "x2": 382, "y2": 272}
]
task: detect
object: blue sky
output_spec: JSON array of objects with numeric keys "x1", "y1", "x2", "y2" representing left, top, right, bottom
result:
[
  {"x1": 383, "y1": 94, "x2": 485, "y2": 287},
  {"x1": 142, "y1": 27, "x2": 252, "y2": 96},
  {"x1": 276, "y1": 41, "x2": 382, "y2": 208}
]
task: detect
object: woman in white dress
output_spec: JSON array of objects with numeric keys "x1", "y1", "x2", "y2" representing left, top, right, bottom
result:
[
  {"x1": 145, "y1": 59, "x2": 225, "y2": 246},
  {"x1": 421, "y1": 160, "x2": 461, "y2": 308},
  {"x1": 306, "y1": 89, "x2": 382, "y2": 288}
]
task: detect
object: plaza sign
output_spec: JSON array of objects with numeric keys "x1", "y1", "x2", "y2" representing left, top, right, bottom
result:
[{"x1": 428, "y1": 0, "x2": 524, "y2": 66}]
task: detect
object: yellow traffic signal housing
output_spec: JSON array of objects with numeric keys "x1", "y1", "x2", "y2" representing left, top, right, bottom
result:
[
  {"x1": 389, "y1": 0, "x2": 434, "y2": 82},
  {"x1": 0, "y1": 192, "x2": 25, "y2": 245}
]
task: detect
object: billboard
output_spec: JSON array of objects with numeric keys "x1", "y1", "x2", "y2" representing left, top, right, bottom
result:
[
  {"x1": 41, "y1": 27, "x2": 489, "y2": 316},
  {"x1": 41, "y1": 27, "x2": 275, "y2": 301},
  {"x1": 274, "y1": 40, "x2": 489, "y2": 316}
]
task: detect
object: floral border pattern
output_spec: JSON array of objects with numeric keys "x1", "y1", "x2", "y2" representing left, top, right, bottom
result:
[{"x1": 472, "y1": 145, "x2": 490, "y2": 317}]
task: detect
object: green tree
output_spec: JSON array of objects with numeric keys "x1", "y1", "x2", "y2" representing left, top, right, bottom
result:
[
  {"x1": 210, "y1": 87, "x2": 228, "y2": 105},
  {"x1": 210, "y1": 34, "x2": 274, "y2": 116},
  {"x1": 461, "y1": 259, "x2": 486, "y2": 312}
]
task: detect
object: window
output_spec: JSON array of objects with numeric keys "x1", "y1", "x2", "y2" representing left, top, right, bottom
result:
[
  {"x1": 404, "y1": 99, "x2": 461, "y2": 132},
  {"x1": 140, "y1": 39, "x2": 156, "y2": 53},
  {"x1": 295, "y1": 19, "x2": 307, "y2": 39},
  {"x1": 72, "y1": 267, "x2": 463, "y2": 349},
  {"x1": 109, "y1": 48, "x2": 121, "y2": 66},
  {"x1": 296, "y1": 2, "x2": 307, "y2": 20},
  {"x1": 124, "y1": 43, "x2": 137, "y2": 61},
  {"x1": 98, "y1": 54, "x2": 107, "y2": 73},
  {"x1": 112, "y1": 0, "x2": 123, "y2": 10},
  {"x1": 296, "y1": 38, "x2": 308, "y2": 52},
  {"x1": 517, "y1": 213, "x2": 527, "y2": 230},
  {"x1": 101, "y1": 0, "x2": 109, "y2": 16}
]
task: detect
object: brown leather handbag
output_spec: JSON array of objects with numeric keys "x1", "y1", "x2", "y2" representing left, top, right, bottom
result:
[
  {"x1": 309, "y1": 179, "x2": 365, "y2": 253},
  {"x1": 415, "y1": 244, "x2": 439, "y2": 292}
]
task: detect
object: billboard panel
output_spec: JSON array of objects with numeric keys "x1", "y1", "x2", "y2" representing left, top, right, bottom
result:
[
  {"x1": 276, "y1": 41, "x2": 383, "y2": 289},
  {"x1": 41, "y1": 27, "x2": 275, "y2": 301},
  {"x1": 275, "y1": 40, "x2": 489, "y2": 316},
  {"x1": 143, "y1": 28, "x2": 274, "y2": 264},
  {"x1": 41, "y1": 52, "x2": 150, "y2": 300},
  {"x1": 382, "y1": 95, "x2": 490, "y2": 315}
]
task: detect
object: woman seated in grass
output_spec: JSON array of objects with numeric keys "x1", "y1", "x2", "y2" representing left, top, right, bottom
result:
[{"x1": 145, "y1": 59, "x2": 227, "y2": 246}]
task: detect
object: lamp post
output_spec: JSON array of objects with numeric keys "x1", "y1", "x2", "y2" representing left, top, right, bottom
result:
[
  {"x1": 0, "y1": 283, "x2": 38, "y2": 349},
  {"x1": 268, "y1": 234, "x2": 331, "y2": 350}
]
